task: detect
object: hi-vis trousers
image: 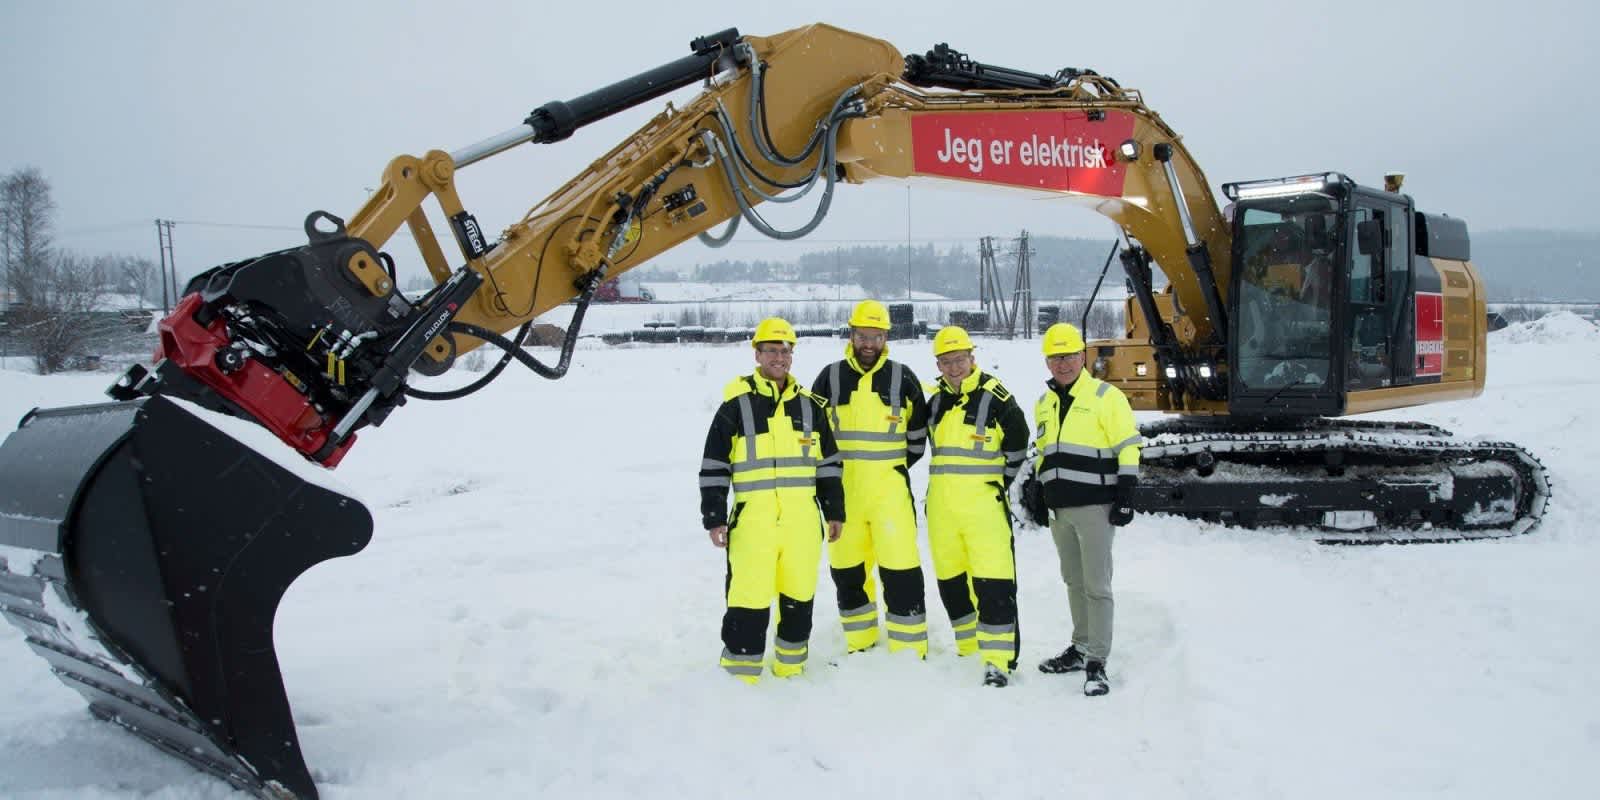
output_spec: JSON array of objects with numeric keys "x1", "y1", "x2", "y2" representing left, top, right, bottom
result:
[
  {"x1": 828, "y1": 475, "x2": 928, "y2": 656},
  {"x1": 720, "y1": 494, "x2": 823, "y2": 683},
  {"x1": 927, "y1": 481, "x2": 1018, "y2": 672}
]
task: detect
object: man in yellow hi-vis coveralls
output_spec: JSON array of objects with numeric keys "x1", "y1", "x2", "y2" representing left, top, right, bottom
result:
[
  {"x1": 699, "y1": 317, "x2": 845, "y2": 683},
  {"x1": 1021, "y1": 323, "x2": 1140, "y2": 697},
  {"x1": 925, "y1": 326, "x2": 1030, "y2": 687},
  {"x1": 810, "y1": 300, "x2": 931, "y2": 657}
]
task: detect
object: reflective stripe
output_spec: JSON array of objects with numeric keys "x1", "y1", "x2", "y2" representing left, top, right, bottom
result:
[
  {"x1": 700, "y1": 476, "x2": 731, "y2": 488},
  {"x1": 723, "y1": 663, "x2": 763, "y2": 676},
  {"x1": 888, "y1": 362, "x2": 904, "y2": 434},
  {"x1": 837, "y1": 449, "x2": 905, "y2": 461},
  {"x1": 1003, "y1": 449, "x2": 1026, "y2": 461},
  {"x1": 929, "y1": 464, "x2": 1006, "y2": 476},
  {"x1": 887, "y1": 629, "x2": 928, "y2": 642},
  {"x1": 906, "y1": 429, "x2": 928, "y2": 441},
  {"x1": 703, "y1": 458, "x2": 730, "y2": 471},
  {"x1": 974, "y1": 389, "x2": 994, "y2": 434},
  {"x1": 842, "y1": 603, "x2": 877, "y2": 618},
  {"x1": 1043, "y1": 442, "x2": 1108, "y2": 458},
  {"x1": 722, "y1": 648, "x2": 762, "y2": 664},
  {"x1": 907, "y1": 442, "x2": 926, "y2": 455},
  {"x1": 738, "y1": 395, "x2": 758, "y2": 463},
  {"x1": 818, "y1": 453, "x2": 842, "y2": 467},
  {"x1": 800, "y1": 395, "x2": 814, "y2": 459},
  {"x1": 978, "y1": 622, "x2": 1016, "y2": 635},
  {"x1": 836, "y1": 430, "x2": 905, "y2": 442},
  {"x1": 732, "y1": 457, "x2": 815, "y2": 472},
  {"x1": 932, "y1": 446, "x2": 1000, "y2": 459},
  {"x1": 816, "y1": 466, "x2": 843, "y2": 479},
  {"x1": 1096, "y1": 381, "x2": 1110, "y2": 397},
  {"x1": 773, "y1": 639, "x2": 807, "y2": 664},
  {"x1": 887, "y1": 612, "x2": 927, "y2": 626},
  {"x1": 1111, "y1": 434, "x2": 1143, "y2": 453},
  {"x1": 978, "y1": 639, "x2": 1015, "y2": 651},
  {"x1": 953, "y1": 627, "x2": 977, "y2": 640},
  {"x1": 841, "y1": 618, "x2": 877, "y2": 632},
  {"x1": 735, "y1": 477, "x2": 818, "y2": 491},
  {"x1": 828, "y1": 362, "x2": 841, "y2": 430},
  {"x1": 1039, "y1": 468, "x2": 1116, "y2": 485},
  {"x1": 1119, "y1": 464, "x2": 1140, "y2": 476}
]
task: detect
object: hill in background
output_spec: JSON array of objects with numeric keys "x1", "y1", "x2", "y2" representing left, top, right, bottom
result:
[{"x1": 633, "y1": 229, "x2": 1596, "y2": 303}]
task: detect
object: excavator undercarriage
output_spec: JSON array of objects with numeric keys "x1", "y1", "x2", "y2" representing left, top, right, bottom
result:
[{"x1": 1130, "y1": 417, "x2": 1549, "y2": 543}]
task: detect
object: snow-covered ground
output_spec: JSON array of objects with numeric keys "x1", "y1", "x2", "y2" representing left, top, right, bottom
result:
[{"x1": 2, "y1": 315, "x2": 1598, "y2": 799}]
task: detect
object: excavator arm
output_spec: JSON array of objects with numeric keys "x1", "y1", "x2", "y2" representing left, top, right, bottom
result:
[{"x1": 119, "y1": 22, "x2": 1231, "y2": 474}]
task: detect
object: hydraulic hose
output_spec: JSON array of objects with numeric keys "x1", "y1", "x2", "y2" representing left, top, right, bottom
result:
[
  {"x1": 404, "y1": 272, "x2": 603, "y2": 400},
  {"x1": 704, "y1": 91, "x2": 863, "y2": 241}
]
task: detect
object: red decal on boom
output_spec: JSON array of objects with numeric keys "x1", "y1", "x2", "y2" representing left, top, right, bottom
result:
[{"x1": 911, "y1": 110, "x2": 1135, "y2": 196}]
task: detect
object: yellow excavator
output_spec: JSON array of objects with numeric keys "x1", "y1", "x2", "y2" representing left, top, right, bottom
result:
[{"x1": 0, "y1": 24, "x2": 1548, "y2": 799}]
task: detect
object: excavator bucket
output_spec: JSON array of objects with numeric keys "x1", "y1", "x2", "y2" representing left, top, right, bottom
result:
[{"x1": 0, "y1": 395, "x2": 372, "y2": 800}]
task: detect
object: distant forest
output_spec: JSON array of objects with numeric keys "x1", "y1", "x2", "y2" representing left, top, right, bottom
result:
[{"x1": 637, "y1": 230, "x2": 1598, "y2": 303}]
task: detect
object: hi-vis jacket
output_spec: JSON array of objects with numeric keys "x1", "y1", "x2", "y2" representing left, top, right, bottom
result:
[
  {"x1": 810, "y1": 345, "x2": 929, "y2": 474},
  {"x1": 699, "y1": 372, "x2": 846, "y2": 530},
  {"x1": 1033, "y1": 372, "x2": 1141, "y2": 507},
  {"x1": 928, "y1": 370, "x2": 1030, "y2": 489}
]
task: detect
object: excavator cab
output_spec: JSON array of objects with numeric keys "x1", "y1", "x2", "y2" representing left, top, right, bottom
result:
[{"x1": 1223, "y1": 172, "x2": 1447, "y2": 418}]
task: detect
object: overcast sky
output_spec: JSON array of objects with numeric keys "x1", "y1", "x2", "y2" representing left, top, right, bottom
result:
[{"x1": 3, "y1": 0, "x2": 1594, "y2": 285}]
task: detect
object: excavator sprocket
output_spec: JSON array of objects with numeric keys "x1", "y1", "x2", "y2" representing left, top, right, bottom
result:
[
  {"x1": 0, "y1": 395, "x2": 373, "y2": 799},
  {"x1": 1130, "y1": 418, "x2": 1551, "y2": 543}
]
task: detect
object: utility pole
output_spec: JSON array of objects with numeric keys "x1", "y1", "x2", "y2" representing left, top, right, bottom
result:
[
  {"x1": 155, "y1": 219, "x2": 178, "y2": 314},
  {"x1": 1013, "y1": 230, "x2": 1035, "y2": 339}
]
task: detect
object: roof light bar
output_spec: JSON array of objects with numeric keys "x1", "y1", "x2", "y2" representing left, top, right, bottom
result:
[{"x1": 1223, "y1": 172, "x2": 1348, "y2": 201}]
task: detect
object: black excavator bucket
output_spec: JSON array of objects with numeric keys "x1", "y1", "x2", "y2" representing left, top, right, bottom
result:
[{"x1": 0, "y1": 395, "x2": 372, "y2": 799}]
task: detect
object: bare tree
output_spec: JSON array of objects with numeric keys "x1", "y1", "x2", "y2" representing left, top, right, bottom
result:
[
  {"x1": 2, "y1": 167, "x2": 56, "y2": 308},
  {"x1": 109, "y1": 254, "x2": 159, "y2": 308},
  {"x1": 11, "y1": 251, "x2": 108, "y2": 373}
]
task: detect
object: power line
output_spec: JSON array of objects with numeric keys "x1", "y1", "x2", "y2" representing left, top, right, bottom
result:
[
  {"x1": 56, "y1": 221, "x2": 151, "y2": 237},
  {"x1": 166, "y1": 220, "x2": 300, "y2": 232}
]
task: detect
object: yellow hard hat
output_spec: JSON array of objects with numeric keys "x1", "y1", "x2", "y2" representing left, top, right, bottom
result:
[
  {"x1": 848, "y1": 300, "x2": 891, "y2": 330},
  {"x1": 1042, "y1": 323, "x2": 1085, "y2": 356},
  {"x1": 932, "y1": 325, "x2": 975, "y2": 356},
  {"x1": 751, "y1": 317, "x2": 797, "y2": 347}
]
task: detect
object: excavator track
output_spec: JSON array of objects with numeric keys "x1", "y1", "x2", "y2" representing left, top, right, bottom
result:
[{"x1": 1130, "y1": 418, "x2": 1551, "y2": 544}]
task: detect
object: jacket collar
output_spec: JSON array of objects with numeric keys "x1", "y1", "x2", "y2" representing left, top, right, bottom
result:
[
  {"x1": 1046, "y1": 371, "x2": 1093, "y2": 399},
  {"x1": 749, "y1": 370, "x2": 797, "y2": 401},
  {"x1": 939, "y1": 369, "x2": 983, "y2": 396}
]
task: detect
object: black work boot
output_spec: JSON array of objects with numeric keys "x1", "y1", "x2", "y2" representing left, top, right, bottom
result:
[
  {"x1": 1038, "y1": 644, "x2": 1086, "y2": 674},
  {"x1": 1083, "y1": 660, "x2": 1109, "y2": 696},
  {"x1": 983, "y1": 664, "x2": 1010, "y2": 688}
]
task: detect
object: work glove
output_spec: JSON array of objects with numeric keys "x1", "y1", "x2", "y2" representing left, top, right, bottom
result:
[
  {"x1": 1021, "y1": 477, "x2": 1049, "y2": 528},
  {"x1": 1109, "y1": 488, "x2": 1135, "y2": 528}
]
